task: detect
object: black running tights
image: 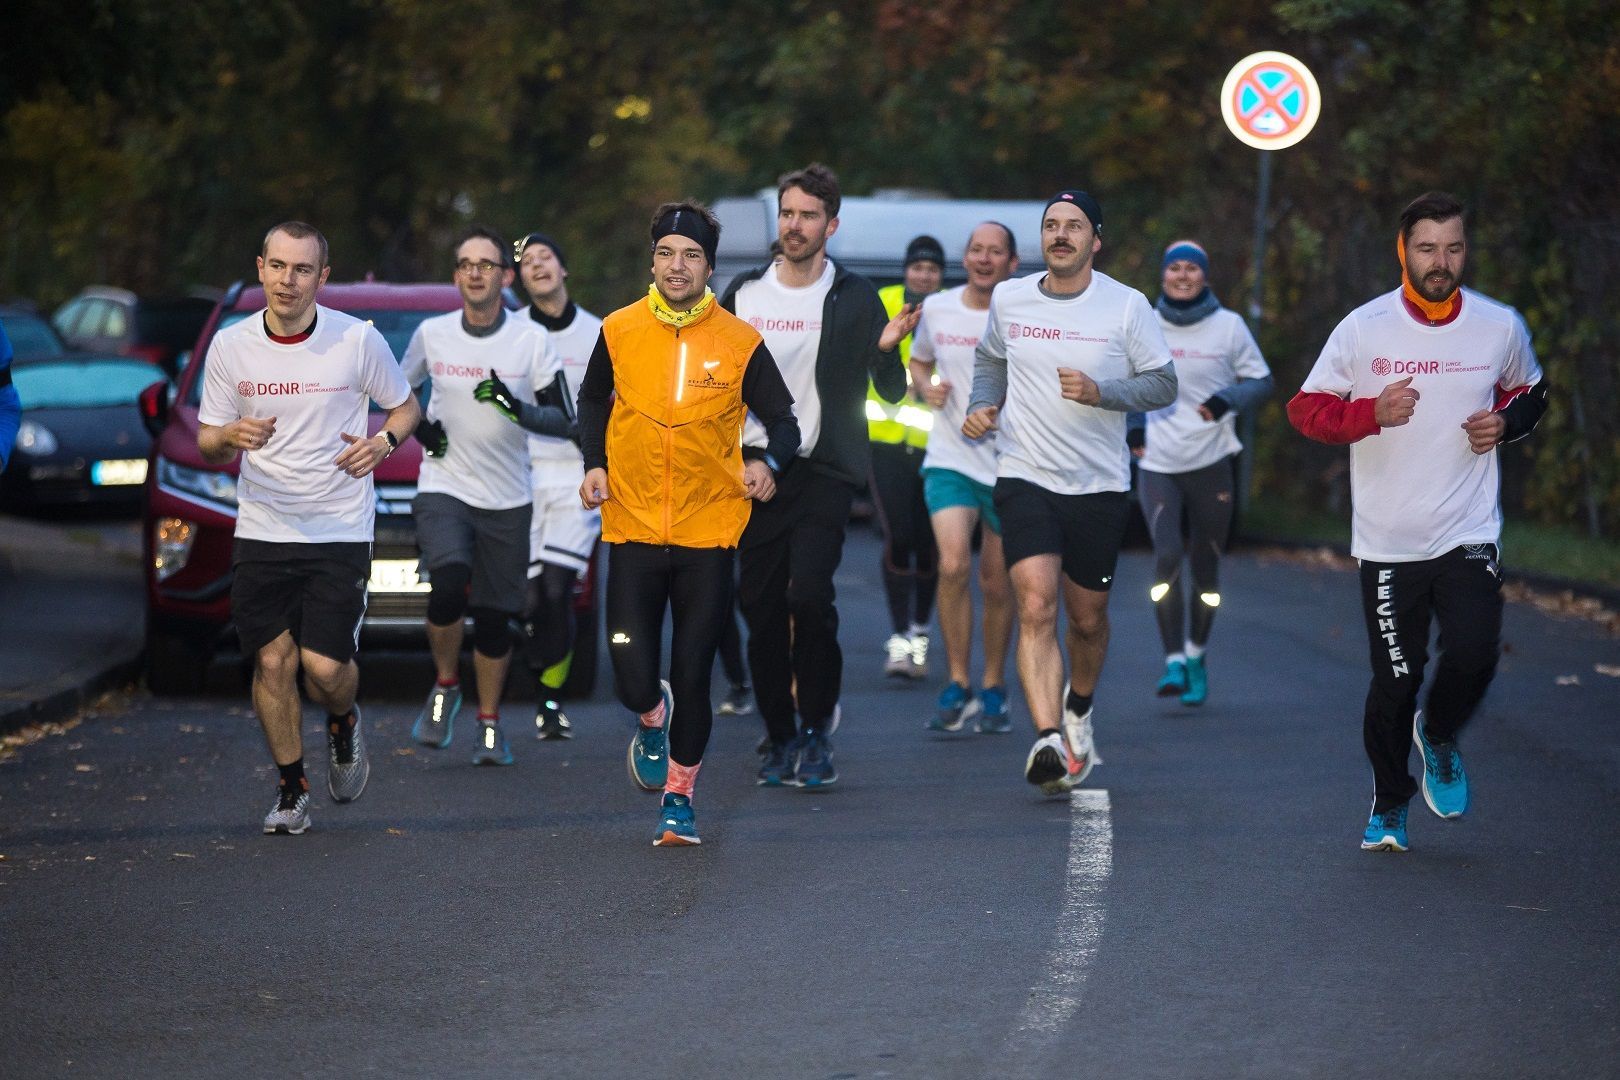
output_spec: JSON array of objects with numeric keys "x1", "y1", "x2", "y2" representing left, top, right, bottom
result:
[{"x1": 523, "y1": 563, "x2": 577, "y2": 674}]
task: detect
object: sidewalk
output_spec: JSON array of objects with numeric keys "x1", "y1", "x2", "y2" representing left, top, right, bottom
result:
[{"x1": 0, "y1": 516, "x2": 146, "y2": 737}]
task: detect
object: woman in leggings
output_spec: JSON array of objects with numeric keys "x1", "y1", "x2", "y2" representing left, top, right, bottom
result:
[{"x1": 1129, "y1": 241, "x2": 1272, "y2": 706}]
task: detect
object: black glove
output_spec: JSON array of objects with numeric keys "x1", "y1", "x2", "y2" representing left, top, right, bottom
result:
[
  {"x1": 1125, "y1": 426, "x2": 1145, "y2": 452},
  {"x1": 473, "y1": 372, "x2": 521, "y2": 423},
  {"x1": 1200, "y1": 395, "x2": 1231, "y2": 421},
  {"x1": 415, "y1": 418, "x2": 449, "y2": 457}
]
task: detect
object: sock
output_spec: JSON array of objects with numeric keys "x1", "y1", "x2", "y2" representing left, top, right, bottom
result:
[
  {"x1": 666, "y1": 759, "x2": 700, "y2": 797},
  {"x1": 277, "y1": 758, "x2": 308, "y2": 795},
  {"x1": 437, "y1": 675, "x2": 460, "y2": 689},
  {"x1": 1065, "y1": 687, "x2": 1093, "y2": 717},
  {"x1": 639, "y1": 699, "x2": 666, "y2": 729},
  {"x1": 1036, "y1": 726, "x2": 1062, "y2": 738},
  {"x1": 1166, "y1": 652, "x2": 1187, "y2": 665},
  {"x1": 907, "y1": 622, "x2": 929, "y2": 639},
  {"x1": 1184, "y1": 640, "x2": 1205, "y2": 660},
  {"x1": 539, "y1": 651, "x2": 572, "y2": 691},
  {"x1": 478, "y1": 710, "x2": 499, "y2": 726}
]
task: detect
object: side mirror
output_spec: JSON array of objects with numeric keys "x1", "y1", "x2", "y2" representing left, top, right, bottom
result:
[{"x1": 137, "y1": 379, "x2": 170, "y2": 439}]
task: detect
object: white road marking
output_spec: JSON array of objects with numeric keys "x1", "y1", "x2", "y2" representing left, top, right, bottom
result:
[{"x1": 1012, "y1": 788, "x2": 1113, "y2": 1039}]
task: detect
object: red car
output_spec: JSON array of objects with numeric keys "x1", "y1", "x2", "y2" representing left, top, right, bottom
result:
[{"x1": 137, "y1": 281, "x2": 599, "y2": 696}]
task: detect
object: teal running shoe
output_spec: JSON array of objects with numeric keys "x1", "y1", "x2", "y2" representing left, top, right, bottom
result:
[
  {"x1": 471, "y1": 721, "x2": 514, "y2": 766},
  {"x1": 1156, "y1": 658, "x2": 1188, "y2": 697},
  {"x1": 975, "y1": 685, "x2": 1011, "y2": 733},
  {"x1": 1180, "y1": 656, "x2": 1207, "y2": 707},
  {"x1": 928, "y1": 682, "x2": 976, "y2": 733},
  {"x1": 653, "y1": 793, "x2": 701, "y2": 846},
  {"x1": 757, "y1": 738, "x2": 799, "y2": 786},
  {"x1": 796, "y1": 731, "x2": 838, "y2": 788},
  {"x1": 1414, "y1": 712, "x2": 1468, "y2": 819},
  {"x1": 627, "y1": 680, "x2": 672, "y2": 791},
  {"x1": 1361, "y1": 803, "x2": 1410, "y2": 851},
  {"x1": 412, "y1": 683, "x2": 462, "y2": 748}
]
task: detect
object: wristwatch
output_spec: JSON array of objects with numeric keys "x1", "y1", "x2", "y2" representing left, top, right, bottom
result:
[{"x1": 380, "y1": 429, "x2": 399, "y2": 455}]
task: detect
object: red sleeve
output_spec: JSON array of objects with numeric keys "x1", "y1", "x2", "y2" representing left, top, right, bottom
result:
[
  {"x1": 1494, "y1": 382, "x2": 1531, "y2": 411},
  {"x1": 1287, "y1": 390, "x2": 1380, "y2": 445}
]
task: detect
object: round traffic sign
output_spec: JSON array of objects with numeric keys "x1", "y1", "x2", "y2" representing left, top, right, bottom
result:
[{"x1": 1221, "y1": 51, "x2": 1321, "y2": 150}]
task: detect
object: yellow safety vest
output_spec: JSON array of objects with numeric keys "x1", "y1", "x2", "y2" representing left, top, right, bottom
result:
[{"x1": 869, "y1": 283, "x2": 931, "y2": 449}]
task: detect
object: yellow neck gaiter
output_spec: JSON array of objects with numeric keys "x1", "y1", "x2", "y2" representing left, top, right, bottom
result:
[
  {"x1": 1397, "y1": 233, "x2": 1460, "y2": 322},
  {"x1": 648, "y1": 285, "x2": 715, "y2": 329}
]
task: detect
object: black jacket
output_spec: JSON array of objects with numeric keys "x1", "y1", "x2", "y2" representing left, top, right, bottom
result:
[{"x1": 720, "y1": 260, "x2": 905, "y2": 489}]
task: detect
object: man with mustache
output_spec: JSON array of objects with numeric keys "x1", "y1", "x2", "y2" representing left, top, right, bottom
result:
[
  {"x1": 964, "y1": 191, "x2": 1177, "y2": 795},
  {"x1": 1289, "y1": 192, "x2": 1548, "y2": 853}
]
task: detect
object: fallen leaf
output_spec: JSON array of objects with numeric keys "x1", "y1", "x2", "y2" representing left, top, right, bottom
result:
[
  {"x1": 84, "y1": 856, "x2": 96, "y2": 861},
  {"x1": 1555, "y1": 675, "x2": 1581, "y2": 686},
  {"x1": 171, "y1": 853, "x2": 196, "y2": 859},
  {"x1": 386, "y1": 828, "x2": 406, "y2": 836},
  {"x1": 393, "y1": 747, "x2": 416, "y2": 756},
  {"x1": 1595, "y1": 664, "x2": 1620, "y2": 678},
  {"x1": 127, "y1": 795, "x2": 148, "y2": 802},
  {"x1": 73, "y1": 764, "x2": 94, "y2": 773}
]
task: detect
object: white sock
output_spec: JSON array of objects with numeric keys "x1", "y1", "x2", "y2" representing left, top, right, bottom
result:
[
  {"x1": 1184, "y1": 641, "x2": 1205, "y2": 660},
  {"x1": 908, "y1": 623, "x2": 929, "y2": 639},
  {"x1": 1166, "y1": 652, "x2": 1187, "y2": 665}
]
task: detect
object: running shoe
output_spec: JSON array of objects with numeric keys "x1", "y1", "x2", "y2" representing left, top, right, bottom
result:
[
  {"x1": 1361, "y1": 803, "x2": 1410, "y2": 852},
  {"x1": 472, "y1": 721, "x2": 515, "y2": 766},
  {"x1": 884, "y1": 634, "x2": 913, "y2": 679},
  {"x1": 653, "y1": 793, "x2": 701, "y2": 847},
  {"x1": 1023, "y1": 732, "x2": 1076, "y2": 796},
  {"x1": 928, "y1": 682, "x2": 978, "y2": 733},
  {"x1": 412, "y1": 683, "x2": 462, "y2": 748},
  {"x1": 1156, "y1": 658, "x2": 1188, "y2": 697},
  {"x1": 534, "y1": 698, "x2": 573, "y2": 740},
  {"x1": 263, "y1": 787, "x2": 311, "y2": 835},
  {"x1": 718, "y1": 683, "x2": 754, "y2": 716},
  {"x1": 797, "y1": 731, "x2": 838, "y2": 788},
  {"x1": 1180, "y1": 656, "x2": 1208, "y2": 707},
  {"x1": 975, "y1": 686, "x2": 1012, "y2": 734},
  {"x1": 908, "y1": 633, "x2": 931, "y2": 679},
  {"x1": 627, "y1": 680, "x2": 672, "y2": 791},
  {"x1": 1414, "y1": 712, "x2": 1468, "y2": 819},
  {"x1": 1060, "y1": 703, "x2": 1102, "y2": 778},
  {"x1": 327, "y1": 705, "x2": 370, "y2": 803},
  {"x1": 757, "y1": 738, "x2": 799, "y2": 786}
]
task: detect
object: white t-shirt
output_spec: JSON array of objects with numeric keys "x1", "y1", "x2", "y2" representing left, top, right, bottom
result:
[
  {"x1": 914, "y1": 286, "x2": 997, "y2": 486},
  {"x1": 1140, "y1": 307, "x2": 1270, "y2": 475},
  {"x1": 198, "y1": 305, "x2": 410, "y2": 544},
  {"x1": 527, "y1": 305, "x2": 603, "y2": 487},
  {"x1": 401, "y1": 312, "x2": 560, "y2": 511},
  {"x1": 736, "y1": 259, "x2": 835, "y2": 456},
  {"x1": 1300, "y1": 287, "x2": 1542, "y2": 562},
  {"x1": 983, "y1": 272, "x2": 1173, "y2": 495}
]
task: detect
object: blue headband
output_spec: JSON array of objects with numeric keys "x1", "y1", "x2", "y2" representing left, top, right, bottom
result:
[{"x1": 1162, "y1": 241, "x2": 1209, "y2": 274}]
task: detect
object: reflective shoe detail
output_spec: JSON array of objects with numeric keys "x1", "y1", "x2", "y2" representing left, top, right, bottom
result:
[
  {"x1": 928, "y1": 682, "x2": 976, "y2": 733},
  {"x1": 1414, "y1": 712, "x2": 1468, "y2": 819},
  {"x1": 796, "y1": 731, "x2": 838, "y2": 788},
  {"x1": 263, "y1": 788, "x2": 311, "y2": 835},
  {"x1": 534, "y1": 699, "x2": 573, "y2": 740},
  {"x1": 1361, "y1": 803, "x2": 1410, "y2": 851},
  {"x1": 413, "y1": 684, "x2": 462, "y2": 748},
  {"x1": 653, "y1": 793, "x2": 701, "y2": 847},
  {"x1": 718, "y1": 683, "x2": 754, "y2": 716},
  {"x1": 472, "y1": 722, "x2": 515, "y2": 766},
  {"x1": 884, "y1": 634, "x2": 913, "y2": 679},
  {"x1": 975, "y1": 686, "x2": 1012, "y2": 734},
  {"x1": 327, "y1": 706, "x2": 370, "y2": 803},
  {"x1": 757, "y1": 739, "x2": 800, "y2": 786},
  {"x1": 1060, "y1": 704, "x2": 1102, "y2": 776},
  {"x1": 628, "y1": 681, "x2": 672, "y2": 791},
  {"x1": 908, "y1": 633, "x2": 930, "y2": 679},
  {"x1": 1156, "y1": 658, "x2": 1188, "y2": 697},
  {"x1": 826, "y1": 702, "x2": 842, "y2": 736},
  {"x1": 1180, "y1": 656, "x2": 1208, "y2": 707},
  {"x1": 1023, "y1": 733, "x2": 1074, "y2": 796}
]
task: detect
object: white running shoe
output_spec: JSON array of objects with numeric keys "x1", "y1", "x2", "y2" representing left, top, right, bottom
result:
[
  {"x1": 907, "y1": 633, "x2": 930, "y2": 679},
  {"x1": 1061, "y1": 704, "x2": 1102, "y2": 774},
  {"x1": 884, "y1": 634, "x2": 912, "y2": 679},
  {"x1": 263, "y1": 788, "x2": 311, "y2": 835},
  {"x1": 1024, "y1": 732, "x2": 1077, "y2": 796}
]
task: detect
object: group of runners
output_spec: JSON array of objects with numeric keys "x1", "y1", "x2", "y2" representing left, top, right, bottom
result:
[{"x1": 198, "y1": 173, "x2": 1545, "y2": 853}]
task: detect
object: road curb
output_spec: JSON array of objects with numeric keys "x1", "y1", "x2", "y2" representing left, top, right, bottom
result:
[{"x1": 0, "y1": 650, "x2": 144, "y2": 740}]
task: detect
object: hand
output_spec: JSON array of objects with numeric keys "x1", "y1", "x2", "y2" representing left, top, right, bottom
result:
[
  {"x1": 473, "y1": 372, "x2": 522, "y2": 423},
  {"x1": 1058, "y1": 367, "x2": 1101, "y2": 405},
  {"x1": 1461, "y1": 409, "x2": 1506, "y2": 454},
  {"x1": 743, "y1": 459, "x2": 776, "y2": 502},
  {"x1": 1126, "y1": 426, "x2": 1146, "y2": 459},
  {"x1": 334, "y1": 431, "x2": 390, "y2": 478},
  {"x1": 877, "y1": 303, "x2": 922, "y2": 352},
  {"x1": 920, "y1": 378, "x2": 952, "y2": 409},
  {"x1": 1197, "y1": 395, "x2": 1230, "y2": 422},
  {"x1": 962, "y1": 405, "x2": 999, "y2": 439},
  {"x1": 415, "y1": 418, "x2": 449, "y2": 457},
  {"x1": 580, "y1": 467, "x2": 610, "y2": 509},
  {"x1": 1374, "y1": 376, "x2": 1420, "y2": 428},
  {"x1": 229, "y1": 415, "x2": 276, "y2": 452}
]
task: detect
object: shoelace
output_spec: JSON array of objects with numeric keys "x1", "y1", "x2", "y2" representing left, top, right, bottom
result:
[
  {"x1": 1435, "y1": 745, "x2": 1460, "y2": 783},
  {"x1": 330, "y1": 725, "x2": 356, "y2": 765},
  {"x1": 276, "y1": 788, "x2": 305, "y2": 812}
]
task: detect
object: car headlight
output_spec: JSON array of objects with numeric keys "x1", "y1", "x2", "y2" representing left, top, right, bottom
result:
[
  {"x1": 156, "y1": 456, "x2": 238, "y2": 508},
  {"x1": 16, "y1": 420, "x2": 57, "y2": 456},
  {"x1": 153, "y1": 517, "x2": 196, "y2": 582}
]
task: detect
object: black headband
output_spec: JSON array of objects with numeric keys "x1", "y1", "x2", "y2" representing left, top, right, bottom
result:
[
  {"x1": 651, "y1": 207, "x2": 719, "y2": 268},
  {"x1": 1044, "y1": 190, "x2": 1103, "y2": 234}
]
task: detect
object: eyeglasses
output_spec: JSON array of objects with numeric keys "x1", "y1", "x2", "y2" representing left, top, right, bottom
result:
[{"x1": 456, "y1": 259, "x2": 503, "y2": 276}]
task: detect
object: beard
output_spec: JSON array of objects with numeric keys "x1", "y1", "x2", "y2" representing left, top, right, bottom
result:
[{"x1": 1406, "y1": 261, "x2": 1457, "y2": 302}]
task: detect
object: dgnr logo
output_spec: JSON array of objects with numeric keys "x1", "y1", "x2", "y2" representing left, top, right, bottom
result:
[
  {"x1": 1007, "y1": 322, "x2": 1059, "y2": 342},
  {"x1": 1370, "y1": 357, "x2": 1392, "y2": 377},
  {"x1": 238, "y1": 380, "x2": 302, "y2": 398}
]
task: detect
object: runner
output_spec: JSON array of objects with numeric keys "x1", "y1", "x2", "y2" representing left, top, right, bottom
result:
[
  {"x1": 402, "y1": 227, "x2": 571, "y2": 766},
  {"x1": 197, "y1": 221, "x2": 421, "y2": 834},
  {"x1": 719, "y1": 163, "x2": 917, "y2": 788},
  {"x1": 1289, "y1": 192, "x2": 1548, "y2": 852},
  {"x1": 963, "y1": 190, "x2": 1177, "y2": 795},
  {"x1": 513, "y1": 230, "x2": 603, "y2": 740},
  {"x1": 907, "y1": 221, "x2": 1019, "y2": 733},
  {"x1": 871, "y1": 235, "x2": 943, "y2": 680},
  {"x1": 1130, "y1": 240, "x2": 1272, "y2": 707},
  {"x1": 0, "y1": 321, "x2": 18, "y2": 470},
  {"x1": 577, "y1": 199, "x2": 799, "y2": 845}
]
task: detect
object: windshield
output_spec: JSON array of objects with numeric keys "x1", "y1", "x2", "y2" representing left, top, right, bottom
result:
[
  {"x1": 13, "y1": 359, "x2": 165, "y2": 409},
  {"x1": 1, "y1": 313, "x2": 67, "y2": 360},
  {"x1": 186, "y1": 308, "x2": 438, "y2": 407}
]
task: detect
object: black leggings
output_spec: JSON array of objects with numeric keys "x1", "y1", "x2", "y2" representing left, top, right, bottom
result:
[
  {"x1": 523, "y1": 563, "x2": 577, "y2": 674},
  {"x1": 1140, "y1": 459, "x2": 1234, "y2": 653},
  {"x1": 606, "y1": 542, "x2": 735, "y2": 768},
  {"x1": 869, "y1": 441, "x2": 937, "y2": 634}
]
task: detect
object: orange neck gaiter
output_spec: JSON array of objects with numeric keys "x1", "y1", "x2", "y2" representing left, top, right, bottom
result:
[{"x1": 1397, "y1": 232, "x2": 1460, "y2": 323}]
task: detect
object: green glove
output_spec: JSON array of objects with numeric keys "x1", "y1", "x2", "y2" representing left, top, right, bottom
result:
[{"x1": 473, "y1": 372, "x2": 521, "y2": 423}]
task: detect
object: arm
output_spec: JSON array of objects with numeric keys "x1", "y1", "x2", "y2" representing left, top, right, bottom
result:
[
  {"x1": 1094, "y1": 364, "x2": 1177, "y2": 412},
  {"x1": 476, "y1": 371, "x2": 573, "y2": 437},
  {"x1": 739, "y1": 340, "x2": 801, "y2": 472},
  {"x1": 576, "y1": 330, "x2": 614, "y2": 473},
  {"x1": 1204, "y1": 320, "x2": 1274, "y2": 419},
  {"x1": 866, "y1": 286, "x2": 910, "y2": 404},
  {"x1": 1126, "y1": 412, "x2": 1145, "y2": 456},
  {"x1": 1287, "y1": 390, "x2": 1380, "y2": 444}
]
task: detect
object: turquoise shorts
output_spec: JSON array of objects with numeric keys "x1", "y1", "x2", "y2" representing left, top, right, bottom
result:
[{"x1": 922, "y1": 467, "x2": 1001, "y2": 534}]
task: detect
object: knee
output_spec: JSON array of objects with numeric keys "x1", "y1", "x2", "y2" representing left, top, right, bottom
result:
[
  {"x1": 1443, "y1": 633, "x2": 1499, "y2": 676},
  {"x1": 1067, "y1": 606, "x2": 1108, "y2": 641},
  {"x1": 787, "y1": 581, "x2": 835, "y2": 625},
  {"x1": 300, "y1": 652, "x2": 346, "y2": 691},
  {"x1": 1016, "y1": 589, "x2": 1057, "y2": 628},
  {"x1": 255, "y1": 639, "x2": 299, "y2": 685},
  {"x1": 470, "y1": 607, "x2": 514, "y2": 658},
  {"x1": 427, "y1": 563, "x2": 471, "y2": 626},
  {"x1": 937, "y1": 551, "x2": 972, "y2": 585}
]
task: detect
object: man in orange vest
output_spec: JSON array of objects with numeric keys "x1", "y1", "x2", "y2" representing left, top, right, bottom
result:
[{"x1": 577, "y1": 200, "x2": 799, "y2": 846}]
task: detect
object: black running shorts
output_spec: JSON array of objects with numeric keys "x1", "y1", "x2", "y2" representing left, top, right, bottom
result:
[
  {"x1": 993, "y1": 478, "x2": 1128, "y2": 591},
  {"x1": 231, "y1": 539, "x2": 371, "y2": 662}
]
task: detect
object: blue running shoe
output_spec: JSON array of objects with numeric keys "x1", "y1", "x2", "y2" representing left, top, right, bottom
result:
[
  {"x1": 1361, "y1": 803, "x2": 1410, "y2": 851},
  {"x1": 928, "y1": 682, "x2": 976, "y2": 733},
  {"x1": 796, "y1": 731, "x2": 838, "y2": 788},
  {"x1": 757, "y1": 738, "x2": 800, "y2": 786},
  {"x1": 976, "y1": 685, "x2": 1012, "y2": 734},
  {"x1": 1156, "y1": 658, "x2": 1188, "y2": 697},
  {"x1": 653, "y1": 793, "x2": 701, "y2": 846},
  {"x1": 471, "y1": 721, "x2": 514, "y2": 766},
  {"x1": 627, "y1": 680, "x2": 672, "y2": 791},
  {"x1": 1414, "y1": 712, "x2": 1468, "y2": 819},
  {"x1": 412, "y1": 683, "x2": 461, "y2": 748},
  {"x1": 1180, "y1": 656, "x2": 1207, "y2": 707}
]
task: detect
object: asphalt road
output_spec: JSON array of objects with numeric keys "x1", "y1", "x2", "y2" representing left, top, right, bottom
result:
[{"x1": 2, "y1": 526, "x2": 1617, "y2": 1079}]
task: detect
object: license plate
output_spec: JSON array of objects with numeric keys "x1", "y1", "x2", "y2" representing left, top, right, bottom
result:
[
  {"x1": 369, "y1": 558, "x2": 429, "y2": 593},
  {"x1": 91, "y1": 459, "x2": 148, "y2": 486}
]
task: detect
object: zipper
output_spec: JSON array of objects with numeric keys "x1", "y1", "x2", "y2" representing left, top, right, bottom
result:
[{"x1": 664, "y1": 327, "x2": 679, "y2": 544}]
